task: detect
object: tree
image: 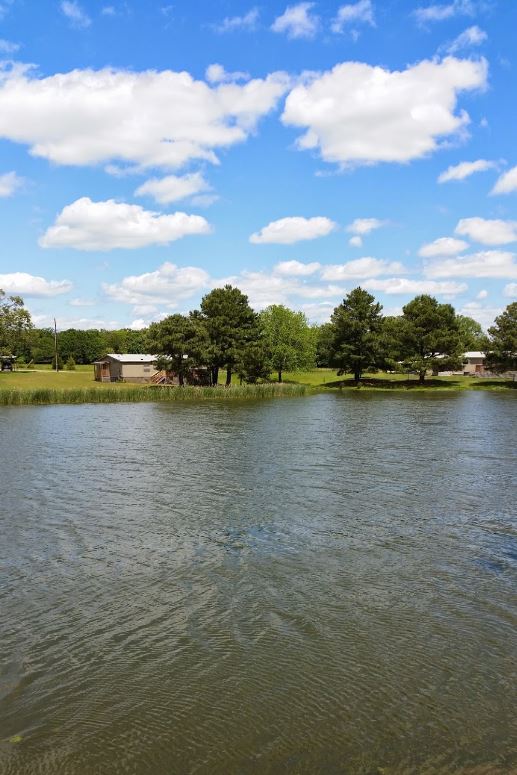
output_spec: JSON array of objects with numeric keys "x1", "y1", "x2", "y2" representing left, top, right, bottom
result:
[
  {"x1": 235, "y1": 339, "x2": 272, "y2": 384},
  {"x1": 456, "y1": 315, "x2": 484, "y2": 351},
  {"x1": 146, "y1": 314, "x2": 208, "y2": 386},
  {"x1": 200, "y1": 285, "x2": 259, "y2": 386},
  {"x1": 315, "y1": 323, "x2": 335, "y2": 368},
  {"x1": 484, "y1": 302, "x2": 517, "y2": 373},
  {"x1": 0, "y1": 290, "x2": 32, "y2": 355},
  {"x1": 260, "y1": 305, "x2": 315, "y2": 382},
  {"x1": 398, "y1": 295, "x2": 463, "y2": 383},
  {"x1": 329, "y1": 287, "x2": 384, "y2": 383}
]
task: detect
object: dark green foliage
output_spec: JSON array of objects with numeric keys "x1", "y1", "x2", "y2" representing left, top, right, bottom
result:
[
  {"x1": 146, "y1": 314, "x2": 209, "y2": 385},
  {"x1": 235, "y1": 339, "x2": 272, "y2": 383},
  {"x1": 329, "y1": 287, "x2": 385, "y2": 383},
  {"x1": 315, "y1": 323, "x2": 335, "y2": 367},
  {"x1": 484, "y1": 302, "x2": 517, "y2": 373},
  {"x1": 200, "y1": 285, "x2": 259, "y2": 385},
  {"x1": 398, "y1": 295, "x2": 463, "y2": 383}
]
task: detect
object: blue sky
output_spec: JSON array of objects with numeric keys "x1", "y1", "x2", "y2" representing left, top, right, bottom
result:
[{"x1": 0, "y1": 0, "x2": 516, "y2": 330}]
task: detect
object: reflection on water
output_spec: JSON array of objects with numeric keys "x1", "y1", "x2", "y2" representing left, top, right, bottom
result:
[{"x1": 0, "y1": 392, "x2": 516, "y2": 774}]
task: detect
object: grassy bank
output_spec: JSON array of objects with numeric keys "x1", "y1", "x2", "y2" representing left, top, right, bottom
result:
[
  {"x1": 283, "y1": 369, "x2": 516, "y2": 392},
  {"x1": 0, "y1": 382, "x2": 309, "y2": 405}
]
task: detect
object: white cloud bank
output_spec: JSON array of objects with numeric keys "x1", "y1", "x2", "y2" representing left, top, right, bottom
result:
[
  {"x1": 424, "y1": 250, "x2": 517, "y2": 279},
  {"x1": 271, "y1": 3, "x2": 320, "y2": 39},
  {"x1": 491, "y1": 165, "x2": 517, "y2": 195},
  {"x1": 39, "y1": 198, "x2": 211, "y2": 251},
  {"x1": 0, "y1": 64, "x2": 288, "y2": 170},
  {"x1": 321, "y1": 257, "x2": 406, "y2": 280},
  {"x1": 282, "y1": 56, "x2": 487, "y2": 167},
  {"x1": 455, "y1": 217, "x2": 517, "y2": 246},
  {"x1": 0, "y1": 272, "x2": 72, "y2": 296},
  {"x1": 250, "y1": 216, "x2": 336, "y2": 244},
  {"x1": 504, "y1": 283, "x2": 517, "y2": 298},
  {"x1": 438, "y1": 158, "x2": 495, "y2": 183},
  {"x1": 103, "y1": 262, "x2": 211, "y2": 306},
  {"x1": 364, "y1": 278, "x2": 467, "y2": 295}
]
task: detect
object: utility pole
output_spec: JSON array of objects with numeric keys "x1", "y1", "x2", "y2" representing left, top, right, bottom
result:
[{"x1": 54, "y1": 318, "x2": 58, "y2": 372}]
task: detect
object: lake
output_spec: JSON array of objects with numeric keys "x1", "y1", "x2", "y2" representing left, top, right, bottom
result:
[{"x1": 0, "y1": 392, "x2": 516, "y2": 774}]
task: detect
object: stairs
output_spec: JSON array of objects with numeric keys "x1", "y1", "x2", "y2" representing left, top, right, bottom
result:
[{"x1": 150, "y1": 370, "x2": 168, "y2": 384}]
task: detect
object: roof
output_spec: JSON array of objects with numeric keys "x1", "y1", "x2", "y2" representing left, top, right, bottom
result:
[
  {"x1": 464, "y1": 351, "x2": 485, "y2": 359},
  {"x1": 105, "y1": 353, "x2": 157, "y2": 363}
]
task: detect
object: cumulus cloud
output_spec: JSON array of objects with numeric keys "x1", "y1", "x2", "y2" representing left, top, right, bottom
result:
[
  {"x1": 491, "y1": 165, "x2": 517, "y2": 195},
  {"x1": 61, "y1": 1, "x2": 91, "y2": 28},
  {"x1": 250, "y1": 216, "x2": 336, "y2": 244},
  {"x1": 0, "y1": 170, "x2": 23, "y2": 197},
  {"x1": 103, "y1": 262, "x2": 211, "y2": 306},
  {"x1": 424, "y1": 250, "x2": 517, "y2": 279},
  {"x1": 444, "y1": 25, "x2": 487, "y2": 54},
  {"x1": 271, "y1": 3, "x2": 319, "y2": 39},
  {"x1": 331, "y1": 0, "x2": 375, "y2": 33},
  {"x1": 299, "y1": 302, "x2": 336, "y2": 323},
  {"x1": 229, "y1": 269, "x2": 344, "y2": 309},
  {"x1": 364, "y1": 278, "x2": 467, "y2": 295},
  {"x1": 39, "y1": 198, "x2": 211, "y2": 251},
  {"x1": 459, "y1": 301, "x2": 500, "y2": 329},
  {"x1": 414, "y1": 0, "x2": 477, "y2": 24},
  {"x1": 504, "y1": 283, "x2": 517, "y2": 298},
  {"x1": 214, "y1": 8, "x2": 259, "y2": 32},
  {"x1": 205, "y1": 64, "x2": 249, "y2": 84},
  {"x1": 274, "y1": 260, "x2": 321, "y2": 276},
  {"x1": 321, "y1": 257, "x2": 406, "y2": 280},
  {"x1": 69, "y1": 297, "x2": 96, "y2": 306},
  {"x1": 0, "y1": 272, "x2": 72, "y2": 297},
  {"x1": 0, "y1": 64, "x2": 289, "y2": 171},
  {"x1": 418, "y1": 236, "x2": 469, "y2": 257},
  {"x1": 477, "y1": 289, "x2": 488, "y2": 299},
  {"x1": 438, "y1": 158, "x2": 495, "y2": 183},
  {"x1": 346, "y1": 217, "x2": 387, "y2": 246},
  {"x1": 455, "y1": 217, "x2": 517, "y2": 245},
  {"x1": 282, "y1": 56, "x2": 487, "y2": 168},
  {"x1": 135, "y1": 173, "x2": 211, "y2": 205}
]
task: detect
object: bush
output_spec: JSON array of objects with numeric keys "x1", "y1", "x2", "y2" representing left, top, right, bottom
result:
[{"x1": 65, "y1": 356, "x2": 76, "y2": 371}]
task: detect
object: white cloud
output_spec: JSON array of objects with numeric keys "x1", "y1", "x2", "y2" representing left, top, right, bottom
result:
[
  {"x1": 414, "y1": 0, "x2": 476, "y2": 24},
  {"x1": 101, "y1": 6, "x2": 116, "y2": 15},
  {"x1": 299, "y1": 302, "x2": 336, "y2": 323},
  {"x1": 438, "y1": 158, "x2": 495, "y2": 183},
  {"x1": 445, "y1": 25, "x2": 487, "y2": 54},
  {"x1": 424, "y1": 250, "x2": 517, "y2": 279},
  {"x1": 274, "y1": 260, "x2": 321, "y2": 276},
  {"x1": 271, "y1": 3, "x2": 319, "y2": 39},
  {"x1": 0, "y1": 64, "x2": 289, "y2": 170},
  {"x1": 504, "y1": 283, "x2": 517, "y2": 298},
  {"x1": 282, "y1": 56, "x2": 487, "y2": 168},
  {"x1": 477, "y1": 289, "x2": 488, "y2": 299},
  {"x1": 250, "y1": 216, "x2": 336, "y2": 244},
  {"x1": 364, "y1": 278, "x2": 467, "y2": 295},
  {"x1": 0, "y1": 170, "x2": 23, "y2": 197},
  {"x1": 0, "y1": 39, "x2": 19, "y2": 53},
  {"x1": 0, "y1": 272, "x2": 72, "y2": 297},
  {"x1": 491, "y1": 165, "x2": 517, "y2": 195},
  {"x1": 230, "y1": 269, "x2": 344, "y2": 309},
  {"x1": 455, "y1": 217, "x2": 517, "y2": 245},
  {"x1": 349, "y1": 236, "x2": 363, "y2": 247},
  {"x1": 347, "y1": 217, "x2": 386, "y2": 235},
  {"x1": 418, "y1": 236, "x2": 469, "y2": 257},
  {"x1": 459, "y1": 301, "x2": 500, "y2": 329},
  {"x1": 331, "y1": 0, "x2": 375, "y2": 33},
  {"x1": 321, "y1": 257, "x2": 406, "y2": 280},
  {"x1": 39, "y1": 197, "x2": 211, "y2": 251},
  {"x1": 34, "y1": 314, "x2": 122, "y2": 330},
  {"x1": 103, "y1": 262, "x2": 211, "y2": 306},
  {"x1": 135, "y1": 173, "x2": 211, "y2": 205},
  {"x1": 60, "y1": 1, "x2": 91, "y2": 28},
  {"x1": 205, "y1": 64, "x2": 250, "y2": 84},
  {"x1": 214, "y1": 8, "x2": 259, "y2": 32}
]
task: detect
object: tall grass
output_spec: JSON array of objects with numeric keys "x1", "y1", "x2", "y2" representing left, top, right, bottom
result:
[{"x1": 0, "y1": 383, "x2": 309, "y2": 405}]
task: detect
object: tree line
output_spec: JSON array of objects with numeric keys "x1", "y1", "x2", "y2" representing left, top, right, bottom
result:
[{"x1": 1, "y1": 286, "x2": 516, "y2": 382}]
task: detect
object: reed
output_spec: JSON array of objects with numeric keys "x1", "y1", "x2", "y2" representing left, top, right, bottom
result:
[{"x1": 0, "y1": 383, "x2": 309, "y2": 405}]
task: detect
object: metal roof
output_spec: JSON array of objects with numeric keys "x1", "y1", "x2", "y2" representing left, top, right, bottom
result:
[
  {"x1": 105, "y1": 353, "x2": 157, "y2": 363},
  {"x1": 464, "y1": 351, "x2": 485, "y2": 359}
]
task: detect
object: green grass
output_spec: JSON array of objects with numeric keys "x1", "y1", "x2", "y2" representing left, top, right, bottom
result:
[{"x1": 282, "y1": 369, "x2": 516, "y2": 392}]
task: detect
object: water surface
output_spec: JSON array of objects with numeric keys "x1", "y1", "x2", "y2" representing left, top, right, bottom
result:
[{"x1": 0, "y1": 392, "x2": 516, "y2": 774}]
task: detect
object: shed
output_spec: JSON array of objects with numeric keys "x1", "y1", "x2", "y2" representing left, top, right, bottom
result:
[
  {"x1": 93, "y1": 354, "x2": 158, "y2": 383},
  {"x1": 462, "y1": 351, "x2": 486, "y2": 375}
]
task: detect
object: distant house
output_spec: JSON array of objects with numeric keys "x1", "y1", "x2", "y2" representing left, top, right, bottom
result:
[
  {"x1": 94, "y1": 354, "x2": 158, "y2": 383},
  {"x1": 462, "y1": 351, "x2": 486, "y2": 375},
  {"x1": 93, "y1": 353, "x2": 210, "y2": 385},
  {"x1": 0, "y1": 355, "x2": 16, "y2": 372}
]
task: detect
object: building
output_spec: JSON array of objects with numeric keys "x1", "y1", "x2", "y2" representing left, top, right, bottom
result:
[
  {"x1": 93, "y1": 354, "x2": 158, "y2": 382},
  {"x1": 0, "y1": 355, "x2": 16, "y2": 372},
  {"x1": 462, "y1": 351, "x2": 486, "y2": 375},
  {"x1": 93, "y1": 353, "x2": 210, "y2": 385}
]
